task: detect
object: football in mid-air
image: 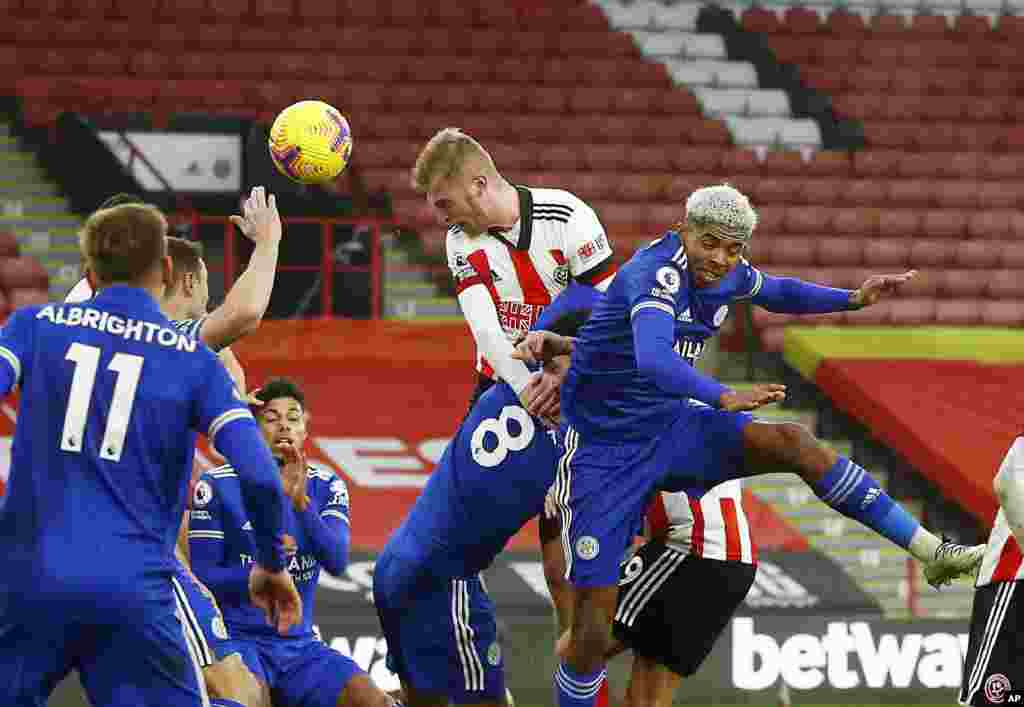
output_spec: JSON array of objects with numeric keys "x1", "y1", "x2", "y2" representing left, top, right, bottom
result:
[{"x1": 268, "y1": 100, "x2": 353, "y2": 185}]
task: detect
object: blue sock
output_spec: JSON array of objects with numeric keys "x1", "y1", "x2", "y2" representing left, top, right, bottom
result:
[
  {"x1": 554, "y1": 661, "x2": 606, "y2": 707},
  {"x1": 813, "y1": 456, "x2": 919, "y2": 549},
  {"x1": 210, "y1": 700, "x2": 246, "y2": 707}
]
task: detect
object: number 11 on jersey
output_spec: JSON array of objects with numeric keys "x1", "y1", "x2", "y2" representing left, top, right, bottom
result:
[{"x1": 61, "y1": 343, "x2": 144, "y2": 462}]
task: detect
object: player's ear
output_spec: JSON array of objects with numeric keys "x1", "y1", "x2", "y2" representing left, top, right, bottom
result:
[{"x1": 471, "y1": 175, "x2": 486, "y2": 196}]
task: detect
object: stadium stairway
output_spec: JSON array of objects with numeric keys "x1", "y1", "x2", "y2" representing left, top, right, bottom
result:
[
  {"x1": 740, "y1": 385, "x2": 976, "y2": 618},
  {"x1": 382, "y1": 231, "x2": 459, "y2": 319},
  {"x1": 0, "y1": 121, "x2": 81, "y2": 298}
]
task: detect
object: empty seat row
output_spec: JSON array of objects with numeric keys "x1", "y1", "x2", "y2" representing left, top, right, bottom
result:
[
  {"x1": 2, "y1": 48, "x2": 671, "y2": 87},
  {"x1": 773, "y1": 36, "x2": 1024, "y2": 68},
  {"x1": 11, "y1": 76, "x2": 699, "y2": 117},
  {"x1": 632, "y1": 30, "x2": 727, "y2": 60},
  {"x1": 665, "y1": 59, "x2": 760, "y2": 89},
  {"x1": 724, "y1": 117, "x2": 821, "y2": 148},
  {"x1": 695, "y1": 88, "x2": 791, "y2": 118},
  {"x1": 756, "y1": 206, "x2": 1024, "y2": 240},
  {"x1": 740, "y1": 177, "x2": 1024, "y2": 209},
  {"x1": 799, "y1": 64, "x2": 1024, "y2": 95},
  {"x1": 832, "y1": 93, "x2": 1024, "y2": 122},
  {"x1": 596, "y1": 0, "x2": 702, "y2": 32},
  {"x1": 0, "y1": 20, "x2": 640, "y2": 57},
  {"x1": 741, "y1": 6, "x2": 1024, "y2": 38},
  {"x1": 754, "y1": 237, "x2": 1024, "y2": 272},
  {"x1": 861, "y1": 122, "x2": 1024, "y2": 151},
  {"x1": 8, "y1": 0, "x2": 609, "y2": 30}
]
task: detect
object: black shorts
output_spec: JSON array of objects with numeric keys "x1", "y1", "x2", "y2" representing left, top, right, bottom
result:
[
  {"x1": 613, "y1": 540, "x2": 756, "y2": 677},
  {"x1": 960, "y1": 581, "x2": 1023, "y2": 705}
]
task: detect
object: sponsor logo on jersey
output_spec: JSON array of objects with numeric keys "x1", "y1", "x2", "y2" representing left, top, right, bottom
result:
[
  {"x1": 576, "y1": 535, "x2": 600, "y2": 561},
  {"x1": 193, "y1": 480, "x2": 213, "y2": 508},
  {"x1": 191, "y1": 509, "x2": 211, "y2": 521},
  {"x1": 677, "y1": 307, "x2": 693, "y2": 323},
  {"x1": 656, "y1": 267, "x2": 680, "y2": 294},
  {"x1": 861, "y1": 487, "x2": 881, "y2": 510}
]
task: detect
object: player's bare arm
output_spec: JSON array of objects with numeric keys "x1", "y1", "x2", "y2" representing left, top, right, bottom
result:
[
  {"x1": 512, "y1": 331, "x2": 575, "y2": 364},
  {"x1": 200, "y1": 186, "x2": 283, "y2": 351}
]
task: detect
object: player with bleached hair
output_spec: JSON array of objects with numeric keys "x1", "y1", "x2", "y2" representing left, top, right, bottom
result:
[{"x1": 513, "y1": 184, "x2": 987, "y2": 707}]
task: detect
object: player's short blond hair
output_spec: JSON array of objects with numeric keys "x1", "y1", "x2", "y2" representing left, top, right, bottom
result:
[
  {"x1": 411, "y1": 127, "x2": 497, "y2": 194},
  {"x1": 685, "y1": 183, "x2": 758, "y2": 243}
]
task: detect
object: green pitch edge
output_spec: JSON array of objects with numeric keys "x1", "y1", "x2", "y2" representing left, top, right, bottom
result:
[{"x1": 783, "y1": 326, "x2": 1024, "y2": 381}]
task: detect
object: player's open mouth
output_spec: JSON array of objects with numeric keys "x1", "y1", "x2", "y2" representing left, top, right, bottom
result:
[
  {"x1": 700, "y1": 269, "x2": 722, "y2": 282},
  {"x1": 275, "y1": 437, "x2": 292, "y2": 446}
]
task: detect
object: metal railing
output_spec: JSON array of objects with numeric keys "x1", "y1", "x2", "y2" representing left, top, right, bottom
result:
[{"x1": 191, "y1": 214, "x2": 395, "y2": 319}]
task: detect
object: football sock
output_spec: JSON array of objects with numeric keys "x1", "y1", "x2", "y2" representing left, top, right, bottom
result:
[
  {"x1": 813, "y1": 456, "x2": 924, "y2": 556},
  {"x1": 555, "y1": 661, "x2": 606, "y2": 707}
]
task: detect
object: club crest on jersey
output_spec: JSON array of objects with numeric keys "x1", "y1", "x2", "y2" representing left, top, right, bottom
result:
[
  {"x1": 487, "y1": 641, "x2": 502, "y2": 666},
  {"x1": 713, "y1": 305, "x2": 729, "y2": 327},
  {"x1": 211, "y1": 616, "x2": 228, "y2": 640},
  {"x1": 193, "y1": 480, "x2": 213, "y2": 508},
  {"x1": 986, "y1": 674, "x2": 1012, "y2": 704},
  {"x1": 576, "y1": 535, "x2": 600, "y2": 561},
  {"x1": 553, "y1": 263, "x2": 569, "y2": 287},
  {"x1": 619, "y1": 554, "x2": 644, "y2": 586},
  {"x1": 655, "y1": 267, "x2": 680, "y2": 294}
]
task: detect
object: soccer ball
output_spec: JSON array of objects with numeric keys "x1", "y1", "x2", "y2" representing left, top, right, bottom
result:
[{"x1": 268, "y1": 100, "x2": 353, "y2": 185}]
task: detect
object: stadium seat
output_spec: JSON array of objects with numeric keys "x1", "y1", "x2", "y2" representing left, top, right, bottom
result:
[
  {"x1": 863, "y1": 238, "x2": 910, "y2": 267},
  {"x1": 833, "y1": 208, "x2": 879, "y2": 237},
  {"x1": 921, "y1": 210, "x2": 967, "y2": 238},
  {"x1": 956, "y1": 240, "x2": 1001, "y2": 268},
  {"x1": 938, "y1": 269, "x2": 986, "y2": 298},
  {"x1": 981, "y1": 300, "x2": 1024, "y2": 326},
  {"x1": 819, "y1": 237, "x2": 864, "y2": 266},
  {"x1": 0, "y1": 256, "x2": 48, "y2": 289},
  {"x1": 888, "y1": 298, "x2": 936, "y2": 325},
  {"x1": 935, "y1": 299, "x2": 980, "y2": 324},
  {"x1": 0, "y1": 231, "x2": 17, "y2": 257},
  {"x1": 843, "y1": 179, "x2": 886, "y2": 206}
]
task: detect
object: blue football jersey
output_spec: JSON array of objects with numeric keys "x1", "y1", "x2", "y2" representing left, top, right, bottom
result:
[
  {"x1": 0, "y1": 286, "x2": 254, "y2": 617},
  {"x1": 563, "y1": 231, "x2": 763, "y2": 442},
  {"x1": 189, "y1": 464, "x2": 350, "y2": 639},
  {"x1": 385, "y1": 382, "x2": 562, "y2": 580}
]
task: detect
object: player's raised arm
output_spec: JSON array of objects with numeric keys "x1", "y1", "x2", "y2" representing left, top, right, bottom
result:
[
  {"x1": 198, "y1": 186, "x2": 282, "y2": 351},
  {"x1": 745, "y1": 263, "x2": 916, "y2": 314},
  {"x1": 290, "y1": 460, "x2": 351, "y2": 578}
]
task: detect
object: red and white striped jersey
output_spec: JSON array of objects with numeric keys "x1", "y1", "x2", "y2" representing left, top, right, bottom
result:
[
  {"x1": 646, "y1": 480, "x2": 757, "y2": 564},
  {"x1": 446, "y1": 186, "x2": 615, "y2": 379},
  {"x1": 977, "y1": 507, "x2": 1024, "y2": 587}
]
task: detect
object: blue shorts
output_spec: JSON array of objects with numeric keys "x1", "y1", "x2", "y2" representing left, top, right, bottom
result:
[
  {"x1": 172, "y1": 560, "x2": 235, "y2": 668},
  {"x1": 374, "y1": 549, "x2": 505, "y2": 704},
  {"x1": 0, "y1": 595, "x2": 206, "y2": 707},
  {"x1": 234, "y1": 633, "x2": 363, "y2": 707},
  {"x1": 557, "y1": 402, "x2": 751, "y2": 588}
]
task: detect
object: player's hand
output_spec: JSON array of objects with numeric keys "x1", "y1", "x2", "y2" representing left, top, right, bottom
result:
[
  {"x1": 245, "y1": 387, "x2": 264, "y2": 407},
  {"x1": 278, "y1": 442, "x2": 310, "y2": 512},
  {"x1": 230, "y1": 186, "x2": 282, "y2": 245},
  {"x1": 249, "y1": 564, "x2": 303, "y2": 635},
  {"x1": 543, "y1": 484, "x2": 560, "y2": 519},
  {"x1": 512, "y1": 331, "x2": 574, "y2": 365},
  {"x1": 719, "y1": 384, "x2": 786, "y2": 412},
  {"x1": 851, "y1": 270, "x2": 917, "y2": 308}
]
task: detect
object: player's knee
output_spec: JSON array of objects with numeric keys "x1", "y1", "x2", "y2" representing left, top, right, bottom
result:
[
  {"x1": 337, "y1": 674, "x2": 394, "y2": 707},
  {"x1": 203, "y1": 654, "x2": 264, "y2": 707}
]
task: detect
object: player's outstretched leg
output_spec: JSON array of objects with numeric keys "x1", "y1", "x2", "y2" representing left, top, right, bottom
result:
[
  {"x1": 539, "y1": 512, "x2": 574, "y2": 635},
  {"x1": 741, "y1": 421, "x2": 984, "y2": 587}
]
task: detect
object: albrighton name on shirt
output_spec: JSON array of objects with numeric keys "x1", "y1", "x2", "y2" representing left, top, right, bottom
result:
[{"x1": 36, "y1": 305, "x2": 198, "y2": 352}]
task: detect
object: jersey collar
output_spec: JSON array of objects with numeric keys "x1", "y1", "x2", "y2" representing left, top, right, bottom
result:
[
  {"x1": 90, "y1": 285, "x2": 164, "y2": 317},
  {"x1": 485, "y1": 186, "x2": 533, "y2": 251}
]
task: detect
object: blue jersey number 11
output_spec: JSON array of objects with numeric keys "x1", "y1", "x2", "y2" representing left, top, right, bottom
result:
[{"x1": 61, "y1": 342, "x2": 144, "y2": 463}]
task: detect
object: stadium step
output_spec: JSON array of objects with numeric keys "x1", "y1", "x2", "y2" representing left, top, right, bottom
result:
[
  {"x1": 741, "y1": 412, "x2": 977, "y2": 619},
  {"x1": 0, "y1": 124, "x2": 83, "y2": 297}
]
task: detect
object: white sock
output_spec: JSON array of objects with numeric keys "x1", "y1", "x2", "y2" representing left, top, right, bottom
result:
[{"x1": 908, "y1": 527, "x2": 941, "y2": 563}]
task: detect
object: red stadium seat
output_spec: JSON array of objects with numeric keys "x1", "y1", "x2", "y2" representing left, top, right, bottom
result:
[
  {"x1": 842, "y1": 179, "x2": 885, "y2": 206},
  {"x1": 900, "y1": 270, "x2": 938, "y2": 297},
  {"x1": 768, "y1": 236, "x2": 817, "y2": 265},
  {"x1": 826, "y1": 8, "x2": 867, "y2": 35},
  {"x1": 569, "y1": 87, "x2": 615, "y2": 114},
  {"x1": 757, "y1": 206, "x2": 788, "y2": 234},
  {"x1": 968, "y1": 210, "x2": 1011, "y2": 240},
  {"x1": 628, "y1": 146, "x2": 673, "y2": 172},
  {"x1": 853, "y1": 150, "x2": 901, "y2": 178},
  {"x1": 888, "y1": 180, "x2": 933, "y2": 207},
  {"x1": 0, "y1": 256, "x2": 48, "y2": 289},
  {"x1": 934, "y1": 181, "x2": 978, "y2": 209},
  {"x1": 878, "y1": 209, "x2": 921, "y2": 237},
  {"x1": 935, "y1": 299, "x2": 980, "y2": 325},
  {"x1": 800, "y1": 177, "x2": 843, "y2": 205},
  {"x1": 721, "y1": 149, "x2": 761, "y2": 176},
  {"x1": 921, "y1": 210, "x2": 967, "y2": 238},
  {"x1": 978, "y1": 182, "x2": 1020, "y2": 209},
  {"x1": 909, "y1": 239, "x2": 955, "y2": 267},
  {"x1": 582, "y1": 144, "x2": 627, "y2": 171},
  {"x1": 910, "y1": 14, "x2": 948, "y2": 37},
  {"x1": 0, "y1": 231, "x2": 17, "y2": 257},
  {"x1": 665, "y1": 173, "x2": 718, "y2": 202},
  {"x1": 937, "y1": 269, "x2": 985, "y2": 298},
  {"x1": 833, "y1": 208, "x2": 879, "y2": 236},
  {"x1": 888, "y1": 298, "x2": 936, "y2": 325},
  {"x1": 956, "y1": 241, "x2": 1001, "y2": 268},
  {"x1": 750, "y1": 177, "x2": 799, "y2": 205},
  {"x1": 742, "y1": 5, "x2": 780, "y2": 34},
  {"x1": 538, "y1": 145, "x2": 582, "y2": 171},
  {"x1": 863, "y1": 238, "x2": 910, "y2": 267},
  {"x1": 986, "y1": 269, "x2": 1024, "y2": 299},
  {"x1": 785, "y1": 206, "x2": 833, "y2": 234},
  {"x1": 981, "y1": 300, "x2": 1024, "y2": 326},
  {"x1": 819, "y1": 237, "x2": 864, "y2": 266},
  {"x1": 760, "y1": 150, "x2": 809, "y2": 176}
]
